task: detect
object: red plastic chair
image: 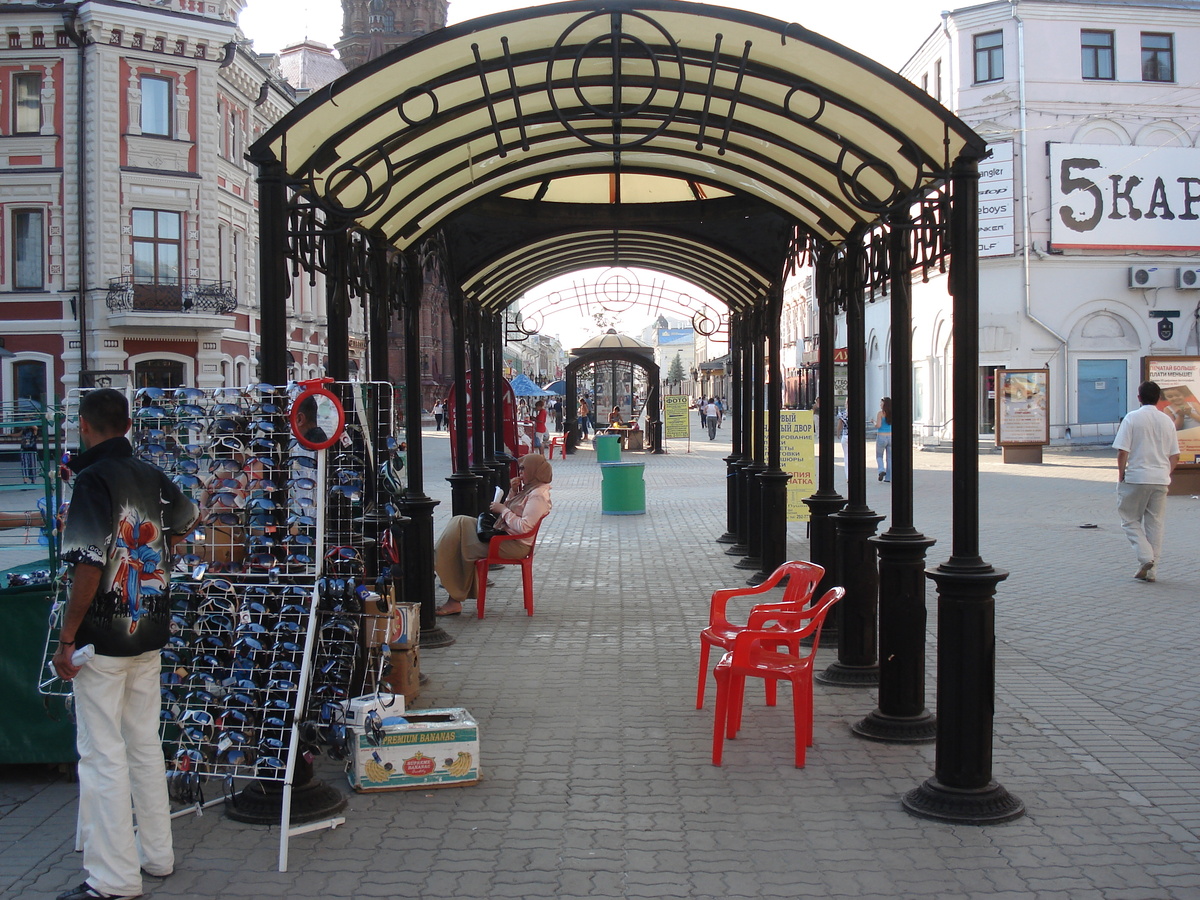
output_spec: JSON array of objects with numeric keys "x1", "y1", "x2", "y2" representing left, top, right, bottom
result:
[
  {"x1": 711, "y1": 586, "x2": 844, "y2": 768},
  {"x1": 472, "y1": 517, "x2": 544, "y2": 618},
  {"x1": 547, "y1": 435, "x2": 566, "y2": 459},
  {"x1": 695, "y1": 560, "x2": 824, "y2": 709}
]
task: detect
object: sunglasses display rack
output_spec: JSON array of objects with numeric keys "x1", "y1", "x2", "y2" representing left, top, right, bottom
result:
[{"x1": 41, "y1": 383, "x2": 408, "y2": 867}]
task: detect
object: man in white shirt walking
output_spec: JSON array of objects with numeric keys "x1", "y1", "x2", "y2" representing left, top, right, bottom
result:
[{"x1": 1112, "y1": 381, "x2": 1180, "y2": 583}]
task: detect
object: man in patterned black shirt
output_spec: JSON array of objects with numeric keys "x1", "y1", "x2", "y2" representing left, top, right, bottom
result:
[{"x1": 52, "y1": 389, "x2": 198, "y2": 900}]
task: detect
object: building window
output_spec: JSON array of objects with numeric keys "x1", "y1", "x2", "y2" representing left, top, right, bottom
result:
[
  {"x1": 1081, "y1": 30, "x2": 1114, "y2": 80},
  {"x1": 135, "y1": 359, "x2": 185, "y2": 390},
  {"x1": 14, "y1": 359, "x2": 47, "y2": 408},
  {"x1": 934, "y1": 58, "x2": 943, "y2": 102},
  {"x1": 974, "y1": 31, "x2": 1004, "y2": 83},
  {"x1": 1142, "y1": 33, "x2": 1174, "y2": 82},
  {"x1": 12, "y1": 71, "x2": 41, "y2": 134},
  {"x1": 132, "y1": 209, "x2": 181, "y2": 283},
  {"x1": 140, "y1": 75, "x2": 172, "y2": 136},
  {"x1": 12, "y1": 209, "x2": 44, "y2": 290}
]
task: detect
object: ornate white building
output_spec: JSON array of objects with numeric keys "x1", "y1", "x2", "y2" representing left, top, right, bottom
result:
[{"x1": 0, "y1": 0, "x2": 348, "y2": 406}]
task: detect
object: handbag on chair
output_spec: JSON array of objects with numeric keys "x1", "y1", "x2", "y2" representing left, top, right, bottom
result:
[{"x1": 475, "y1": 511, "x2": 503, "y2": 542}]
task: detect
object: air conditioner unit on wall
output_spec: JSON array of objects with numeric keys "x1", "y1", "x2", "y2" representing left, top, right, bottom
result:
[
  {"x1": 1177, "y1": 267, "x2": 1200, "y2": 289},
  {"x1": 1129, "y1": 266, "x2": 1170, "y2": 288}
]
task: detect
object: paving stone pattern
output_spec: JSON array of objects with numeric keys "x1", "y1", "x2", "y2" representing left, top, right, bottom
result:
[{"x1": 3, "y1": 423, "x2": 1200, "y2": 899}]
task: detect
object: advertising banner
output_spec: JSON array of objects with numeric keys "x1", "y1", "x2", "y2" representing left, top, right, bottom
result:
[
  {"x1": 996, "y1": 369, "x2": 1049, "y2": 446},
  {"x1": 1145, "y1": 356, "x2": 1200, "y2": 465},
  {"x1": 979, "y1": 141, "x2": 1015, "y2": 258},
  {"x1": 662, "y1": 394, "x2": 690, "y2": 440},
  {"x1": 779, "y1": 410, "x2": 815, "y2": 522},
  {"x1": 1049, "y1": 143, "x2": 1200, "y2": 250}
]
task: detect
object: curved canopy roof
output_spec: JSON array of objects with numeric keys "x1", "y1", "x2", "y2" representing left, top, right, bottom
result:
[{"x1": 252, "y1": 0, "x2": 984, "y2": 309}]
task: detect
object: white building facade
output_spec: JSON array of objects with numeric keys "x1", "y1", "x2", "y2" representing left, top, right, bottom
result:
[{"x1": 846, "y1": 0, "x2": 1200, "y2": 442}]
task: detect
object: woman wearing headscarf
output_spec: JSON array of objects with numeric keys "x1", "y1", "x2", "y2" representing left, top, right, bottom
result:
[{"x1": 434, "y1": 453, "x2": 552, "y2": 616}]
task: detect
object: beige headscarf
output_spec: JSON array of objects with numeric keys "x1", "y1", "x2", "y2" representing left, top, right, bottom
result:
[{"x1": 518, "y1": 453, "x2": 552, "y2": 488}]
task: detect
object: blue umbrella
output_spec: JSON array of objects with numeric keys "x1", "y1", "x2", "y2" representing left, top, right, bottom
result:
[
  {"x1": 544, "y1": 380, "x2": 566, "y2": 395},
  {"x1": 509, "y1": 373, "x2": 551, "y2": 397}
]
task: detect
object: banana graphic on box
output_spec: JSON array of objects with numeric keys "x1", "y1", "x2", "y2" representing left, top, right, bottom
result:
[
  {"x1": 444, "y1": 751, "x2": 473, "y2": 777},
  {"x1": 365, "y1": 750, "x2": 394, "y2": 783}
]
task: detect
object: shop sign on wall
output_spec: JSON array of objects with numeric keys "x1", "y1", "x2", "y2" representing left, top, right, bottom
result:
[
  {"x1": 995, "y1": 368, "x2": 1049, "y2": 446},
  {"x1": 1049, "y1": 143, "x2": 1200, "y2": 250},
  {"x1": 1144, "y1": 356, "x2": 1200, "y2": 465},
  {"x1": 979, "y1": 141, "x2": 1014, "y2": 258}
]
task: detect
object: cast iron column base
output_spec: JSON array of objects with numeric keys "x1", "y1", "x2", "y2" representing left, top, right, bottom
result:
[
  {"x1": 401, "y1": 492, "x2": 454, "y2": 649},
  {"x1": 226, "y1": 757, "x2": 347, "y2": 825},
  {"x1": 717, "y1": 453, "x2": 746, "y2": 544},
  {"x1": 815, "y1": 661, "x2": 879, "y2": 687},
  {"x1": 902, "y1": 777, "x2": 1025, "y2": 824},
  {"x1": 852, "y1": 530, "x2": 937, "y2": 742},
  {"x1": 447, "y1": 471, "x2": 481, "y2": 517},
  {"x1": 852, "y1": 709, "x2": 936, "y2": 743},
  {"x1": 751, "y1": 468, "x2": 792, "y2": 584},
  {"x1": 816, "y1": 509, "x2": 883, "y2": 687},
  {"x1": 802, "y1": 489, "x2": 846, "y2": 644}
]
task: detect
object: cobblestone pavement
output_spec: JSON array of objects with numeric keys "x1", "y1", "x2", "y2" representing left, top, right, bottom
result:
[{"x1": 4, "y1": 422, "x2": 1200, "y2": 899}]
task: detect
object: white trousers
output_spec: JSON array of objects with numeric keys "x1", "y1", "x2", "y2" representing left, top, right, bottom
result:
[
  {"x1": 1116, "y1": 481, "x2": 1168, "y2": 567},
  {"x1": 73, "y1": 649, "x2": 173, "y2": 896}
]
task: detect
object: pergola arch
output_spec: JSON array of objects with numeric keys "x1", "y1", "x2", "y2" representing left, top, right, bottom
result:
[{"x1": 249, "y1": 0, "x2": 1017, "y2": 825}]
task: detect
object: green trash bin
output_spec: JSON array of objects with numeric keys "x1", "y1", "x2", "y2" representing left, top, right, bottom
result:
[
  {"x1": 0, "y1": 580, "x2": 77, "y2": 764},
  {"x1": 600, "y1": 461, "x2": 645, "y2": 515},
  {"x1": 594, "y1": 433, "x2": 622, "y2": 463}
]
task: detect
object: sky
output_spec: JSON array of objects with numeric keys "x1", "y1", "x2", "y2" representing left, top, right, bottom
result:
[{"x1": 236, "y1": 0, "x2": 955, "y2": 348}]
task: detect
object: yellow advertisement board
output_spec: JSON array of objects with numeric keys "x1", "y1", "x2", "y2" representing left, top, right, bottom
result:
[
  {"x1": 662, "y1": 394, "x2": 690, "y2": 440},
  {"x1": 779, "y1": 410, "x2": 815, "y2": 522}
]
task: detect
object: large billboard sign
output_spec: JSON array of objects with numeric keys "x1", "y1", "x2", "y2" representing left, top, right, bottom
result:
[
  {"x1": 1144, "y1": 356, "x2": 1200, "y2": 466},
  {"x1": 1050, "y1": 143, "x2": 1200, "y2": 250},
  {"x1": 979, "y1": 141, "x2": 1014, "y2": 258}
]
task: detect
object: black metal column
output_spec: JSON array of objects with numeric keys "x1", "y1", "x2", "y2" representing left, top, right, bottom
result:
[
  {"x1": 726, "y1": 321, "x2": 755, "y2": 558},
  {"x1": 736, "y1": 309, "x2": 766, "y2": 574},
  {"x1": 324, "y1": 231, "x2": 350, "y2": 382},
  {"x1": 756, "y1": 284, "x2": 791, "y2": 583},
  {"x1": 719, "y1": 312, "x2": 747, "y2": 545},
  {"x1": 855, "y1": 213, "x2": 936, "y2": 742},
  {"x1": 467, "y1": 306, "x2": 493, "y2": 510},
  {"x1": 902, "y1": 158, "x2": 1023, "y2": 824},
  {"x1": 395, "y1": 249, "x2": 450, "y2": 650},
  {"x1": 802, "y1": 247, "x2": 847, "y2": 616},
  {"x1": 254, "y1": 156, "x2": 289, "y2": 386},
  {"x1": 819, "y1": 243, "x2": 882, "y2": 688},
  {"x1": 447, "y1": 287, "x2": 480, "y2": 516},
  {"x1": 485, "y1": 315, "x2": 511, "y2": 490}
]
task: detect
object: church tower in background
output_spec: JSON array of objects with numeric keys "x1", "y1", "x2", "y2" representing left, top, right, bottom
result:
[{"x1": 337, "y1": 0, "x2": 449, "y2": 70}]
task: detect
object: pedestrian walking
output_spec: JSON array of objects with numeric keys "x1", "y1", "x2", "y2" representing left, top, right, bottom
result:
[
  {"x1": 578, "y1": 397, "x2": 591, "y2": 441},
  {"x1": 699, "y1": 399, "x2": 707, "y2": 430},
  {"x1": 20, "y1": 424, "x2": 39, "y2": 484},
  {"x1": 705, "y1": 397, "x2": 719, "y2": 440},
  {"x1": 433, "y1": 399, "x2": 445, "y2": 430},
  {"x1": 836, "y1": 407, "x2": 850, "y2": 479},
  {"x1": 1113, "y1": 380, "x2": 1179, "y2": 583},
  {"x1": 52, "y1": 389, "x2": 199, "y2": 900},
  {"x1": 875, "y1": 397, "x2": 892, "y2": 483}
]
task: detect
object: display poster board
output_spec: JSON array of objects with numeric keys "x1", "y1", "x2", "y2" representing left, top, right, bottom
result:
[
  {"x1": 996, "y1": 368, "x2": 1050, "y2": 445},
  {"x1": 779, "y1": 410, "x2": 815, "y2": 522},
  {"x1": 662, "y1": 394, "x2": 690, "y2": 439},
  {"x1": 1145, "y1": 356, "x2": 1200, "y2": 465}
]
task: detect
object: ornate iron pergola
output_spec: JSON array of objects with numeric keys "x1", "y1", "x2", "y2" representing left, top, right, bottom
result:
[{"x1": 250, "y1": 0, "x2": 1021, "y2": 825}]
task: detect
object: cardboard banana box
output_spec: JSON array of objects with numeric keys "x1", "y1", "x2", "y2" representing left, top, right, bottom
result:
[{"x1": 347, "y1": 707, "x2": 479, "y2": 792}]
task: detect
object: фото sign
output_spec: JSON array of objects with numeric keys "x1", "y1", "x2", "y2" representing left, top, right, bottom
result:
[{"x1": 1050, "y1": 143, "x2": 1200, "y2": 250}]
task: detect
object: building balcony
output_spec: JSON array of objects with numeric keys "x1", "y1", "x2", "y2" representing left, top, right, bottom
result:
[{"x1": 105, "y1": 278, "x2": 237, "y2": 330}]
